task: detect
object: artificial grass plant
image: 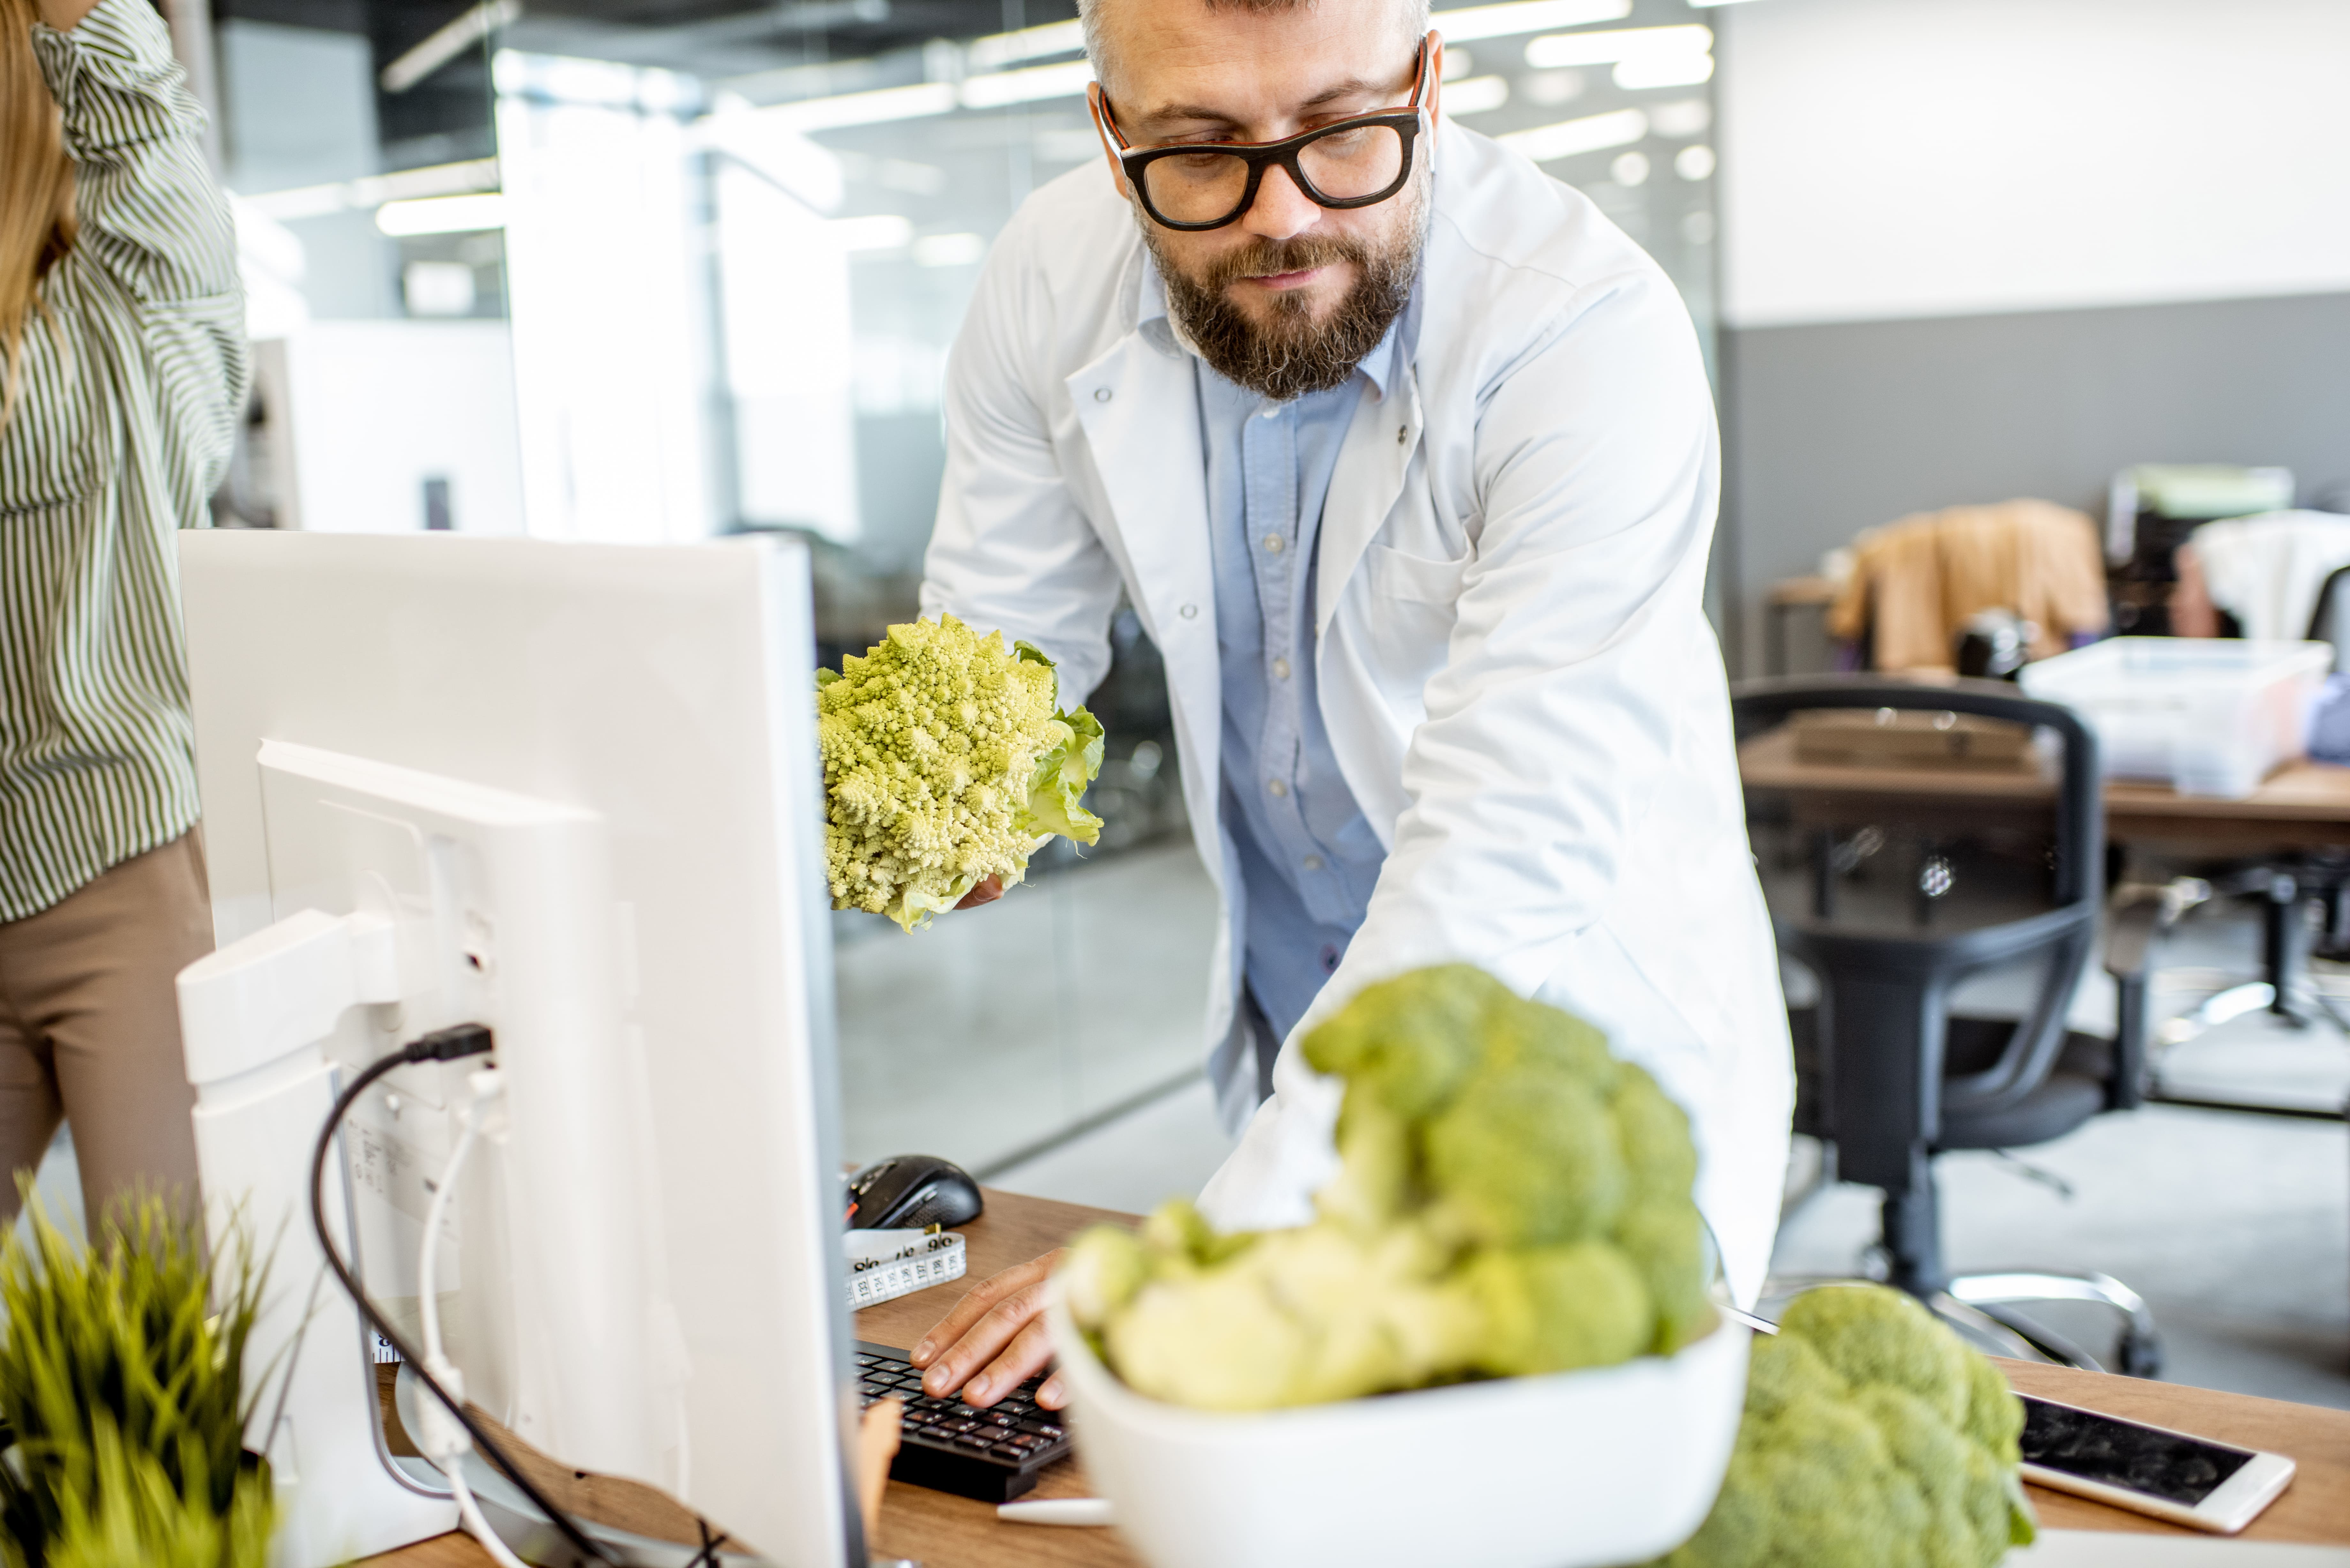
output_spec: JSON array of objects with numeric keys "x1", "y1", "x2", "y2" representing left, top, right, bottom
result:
[{"x1": 0, "y1": 1185, "x2": 275, "y2": 1567}]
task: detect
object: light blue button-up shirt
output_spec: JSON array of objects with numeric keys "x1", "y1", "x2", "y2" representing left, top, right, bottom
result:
[{"x1": 1141, "y1": 264, "x2": 1414, "y2": 1052}]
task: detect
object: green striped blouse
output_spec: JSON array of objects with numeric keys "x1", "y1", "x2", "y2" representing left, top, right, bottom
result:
[{"x1": 1, "y1": 0, "x2": 246, "y2": 923}]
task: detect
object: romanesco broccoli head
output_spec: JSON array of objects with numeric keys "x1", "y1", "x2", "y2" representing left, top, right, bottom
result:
[
  {"x1": 1651, "y1": 1284, "x2": 2036, "y2": 1568},
  {"x1": 815, "y1": 617, "x2": 1103, "y2": 932}
]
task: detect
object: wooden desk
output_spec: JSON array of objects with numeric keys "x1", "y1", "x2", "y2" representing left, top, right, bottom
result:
[
  {"x1": 364, "y1": 1190, "x2": 2350, "y2": 1566},
  {"x1": 1741, "y1": 726, "x2": 2350, "y2": 854}
]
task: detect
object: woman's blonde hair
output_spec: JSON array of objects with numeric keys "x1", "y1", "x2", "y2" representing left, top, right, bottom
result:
[{"x1": 0, "y1": 0, "x2": 74, "y2": 416}]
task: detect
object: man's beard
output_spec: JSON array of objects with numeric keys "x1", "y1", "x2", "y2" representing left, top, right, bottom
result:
[{"x1": 1146, "y1": 185, "x2": 1425, "y2": 403}]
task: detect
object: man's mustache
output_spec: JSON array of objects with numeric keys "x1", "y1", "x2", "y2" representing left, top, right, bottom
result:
[{"x1": 1195, "y1": 235, "x2": 1371, "y2": 290}]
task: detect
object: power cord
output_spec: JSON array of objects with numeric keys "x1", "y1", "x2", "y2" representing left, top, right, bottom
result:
[
  {"x1": 415, "y1": 1065, "x2": 528, "y2": 1568},
  {"x1": 307, "y1": 1024, "x2": 616, "y2": 1565}
]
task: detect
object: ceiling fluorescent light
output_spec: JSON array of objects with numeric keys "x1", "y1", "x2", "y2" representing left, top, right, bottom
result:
[
  {"x1": 967, "y1": 18, "x2": 1086, "y2": 73},
  {"x1": 245, "y1": 157, "x2": 502, "y2": 222},
  {"x1": 912, "y1": 232, "x2": 989, "y2": 268},
  {"x1": 1434, "y1": 0, "x2": 1630, "y2": 43},
  {"x1": 959, "y1": 58, "x2": 1095, "y2": 110},
  {"x1": 1523, "y1": 23, "x2": 1710, "y2": 67},
  {"x1": 1613, "y1": 52, "x2": 1714, "y2": 89},
  {"x1": 1443, "y1": 75, "x2": 1512, "y2": 115},
  {"x1": 768, "y1": 81, "x2": 958, "y2": 132},
  {"x1": 830, "y1": 214, "x2": 914, "y2": 252},
  {"x1": 1495, "y1": 107, "x2": 1647, "y2": 162},
  {"x1": 376, "y1": 192, "x2": 507, "y2": 236}
]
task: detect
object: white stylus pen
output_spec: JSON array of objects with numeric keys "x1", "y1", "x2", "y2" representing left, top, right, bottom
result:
[{"x1": 997, "y1": 1497, "x2": 1114, "y2": 1527}]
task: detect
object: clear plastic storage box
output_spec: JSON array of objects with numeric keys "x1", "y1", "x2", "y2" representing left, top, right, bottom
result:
[{"x1": 2016, "y1": 637, "x2": 2333, "y2": 798}]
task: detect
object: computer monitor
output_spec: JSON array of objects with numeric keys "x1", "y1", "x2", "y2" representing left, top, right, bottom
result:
[{"x1": 175, "y1": 531, "x2": 860, "y2": 1565}]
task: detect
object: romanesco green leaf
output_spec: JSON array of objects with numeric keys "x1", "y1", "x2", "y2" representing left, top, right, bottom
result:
[{"x1": 1020, "y1": 707, "x2": 1106, "y2": 846}]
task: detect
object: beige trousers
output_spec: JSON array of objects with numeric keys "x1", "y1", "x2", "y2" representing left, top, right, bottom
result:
[{"x1": 0, "y1": 833, "x2": 209, "y2": 1226}]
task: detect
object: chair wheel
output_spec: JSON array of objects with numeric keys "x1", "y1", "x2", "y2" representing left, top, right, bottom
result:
[{"x1": 2118, "y1": 1330, "x2": 2163, "y2": 1379}]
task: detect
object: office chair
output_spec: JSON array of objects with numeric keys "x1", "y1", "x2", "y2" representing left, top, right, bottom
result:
[
  {"x1": 2159, "y1": 563, "x2": 2350, "y2": 1035},
  {"x1": 1737, "y1": 677, "x2": 2163, "y2": 1375}
]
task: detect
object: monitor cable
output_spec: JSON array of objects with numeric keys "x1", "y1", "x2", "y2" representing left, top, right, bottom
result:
[
  {"x1": 307, "y1": 1023, "x2": 616, "y2": 1566},
  {"x1": 414, "y1": 1062, "x2": 527, "y2": 1568}
]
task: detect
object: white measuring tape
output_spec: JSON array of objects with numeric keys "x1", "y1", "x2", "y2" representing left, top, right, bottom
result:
[{"x1": 845, "y1": 1228, "x2": 967, "y2": 1309}]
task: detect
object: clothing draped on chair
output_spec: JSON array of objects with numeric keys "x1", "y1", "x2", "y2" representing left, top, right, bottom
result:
[
  {"x1": 2175, "y1": 510, "x2": 2350, "y2": 643},
  {"x1": 1825, "y1": 500, "x2": 2110, "y2": 672}
]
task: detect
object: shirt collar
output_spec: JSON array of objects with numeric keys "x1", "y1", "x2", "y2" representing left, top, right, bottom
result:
[{"x1": 1137, "y1": 249, "x2": 1418, "y2": 404}]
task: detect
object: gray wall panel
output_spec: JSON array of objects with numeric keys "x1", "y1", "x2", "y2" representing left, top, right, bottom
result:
[{"x1": 1722, "y1": 290, "x2": 2350, "y2": 674}]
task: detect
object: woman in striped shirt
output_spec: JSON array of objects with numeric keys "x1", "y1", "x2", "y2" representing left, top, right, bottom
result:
[{"x1": 0, "y1": 0, "x2": 245, "y2": 1223}]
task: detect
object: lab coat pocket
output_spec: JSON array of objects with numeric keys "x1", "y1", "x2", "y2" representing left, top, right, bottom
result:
[{"x1": 1363, "y1": 542, "x2": 1468, "y2": 606}]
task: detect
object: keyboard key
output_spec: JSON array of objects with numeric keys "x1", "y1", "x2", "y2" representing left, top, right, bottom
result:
[{"x1": 990, "y1": 1444, "x2": 1028, "y2": 1460}]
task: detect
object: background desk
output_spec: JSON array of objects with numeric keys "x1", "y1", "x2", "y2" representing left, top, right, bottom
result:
[
  {"x1": 364, "y1": 1188, "x2": 2350, "y2": 1566},
  {"x1": 1739, "y1": 727, "x2": 2350, "y2": 855}
]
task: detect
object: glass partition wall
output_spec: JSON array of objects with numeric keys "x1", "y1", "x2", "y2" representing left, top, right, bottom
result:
[{"x1": 209, "y1": 0, "x2": 1721, "y2": 1177}]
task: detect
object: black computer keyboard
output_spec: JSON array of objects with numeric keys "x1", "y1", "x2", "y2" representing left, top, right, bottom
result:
[{"x1": 854, "y1": 1341, "x2": 1073, "y2": 1503}]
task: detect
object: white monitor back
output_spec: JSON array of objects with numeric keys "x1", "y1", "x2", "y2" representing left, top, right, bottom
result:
[{"x1": 179, "y1": 531, "x2": 858, "y2": 1566}]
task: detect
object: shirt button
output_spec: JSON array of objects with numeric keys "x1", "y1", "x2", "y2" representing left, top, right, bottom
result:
[
  {"x1": 1267, "y1": 779, "x2": 1290, "y2": 798},
  {"x1": 1093, "y1": 387, "x2": 1112, "y2": 403},
  {"x1": 1302, "y1": 854, "x2": 1324, "y2": 871},
  {"x1": 1271, "y1": 658, "x2": 1291, "y2": 681},
  {"x1": 1262, "y1": 533, "x2": 1284, "y2": 554},
  {"x1": 1179, "y1": 603, "x2": 1199, "y2": 619}
]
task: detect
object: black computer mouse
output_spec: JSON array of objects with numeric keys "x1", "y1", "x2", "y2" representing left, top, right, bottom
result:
[{"x1": 845, "y1": 1154, "x2": 984, "y2": 1231}]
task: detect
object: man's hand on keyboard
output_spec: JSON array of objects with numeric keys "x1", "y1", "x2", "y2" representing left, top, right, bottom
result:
[{"x1": 911, "y1": 1250, "x2": 1068, "y2": 1410}]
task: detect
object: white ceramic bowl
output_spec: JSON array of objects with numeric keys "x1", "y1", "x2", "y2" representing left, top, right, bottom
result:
[{"x1": 1046, "y1": 1293, "x2": 1750, "y2": 1568}]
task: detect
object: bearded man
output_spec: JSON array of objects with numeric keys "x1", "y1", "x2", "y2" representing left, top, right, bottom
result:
[{"x1": 910, "y1": 0, "x2": 1793, "y2": 1410}]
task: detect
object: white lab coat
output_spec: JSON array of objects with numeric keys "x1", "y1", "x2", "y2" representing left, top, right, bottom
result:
[{"x1": 921, "y1": 125, "x2": 1793, "y2": 1303}]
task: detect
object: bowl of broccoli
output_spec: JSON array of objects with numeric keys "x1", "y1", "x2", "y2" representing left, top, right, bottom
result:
[{"x1": 1045, "y1": 965, "x2": 1753, "y2": 1568}]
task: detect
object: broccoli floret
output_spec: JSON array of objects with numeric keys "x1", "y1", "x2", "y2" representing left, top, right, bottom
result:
[
  {"x1": 1614, "y1": 1200, "x2": 1713, "y2": 1354},
  {"x1": 1482, "y1": 990, "x2": 1619, "y2": 1086},
  {"x1": 1778, "y1": 1285, "x2": 1979, "y2": 1437},
  {"x1": 1424, "y1": 1065, "x2": 1628, "y2": 1247},
  {"x1": 1611, "y1": 1064, "x2": 1701, "y2": 1206},
  {"x1": 1299, "y1": 964, "x2": 1505, "y2": 1119},
  {"x1": 816, "y1": 617, "x2": 1103, "y2": 932},
  {"x1": 1104, "y1": 1265, "x2": 1314, "y2": 1412},
  {"x1": 1059, "y1": 1225, "x2": 1148, "y2": 1331},
  {"x1": 1463, "y1": 1242, "x2": 1652, "y2": 1377},
  {"x1": 1137, "y1": 1197, "x2": 1256, "y2": 1271},
  {"x1": 1653, "y1": 1284, "x2": 2037, "y2": 1568},
  {"x1": 1315, "y1": 1090, "x2": 1413, "y2": 1235}
]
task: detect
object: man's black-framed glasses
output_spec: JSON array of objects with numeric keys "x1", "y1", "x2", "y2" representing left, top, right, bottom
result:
[{"x1": 1089, "y1": 33, "x2": 1435, "y2": 232}]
